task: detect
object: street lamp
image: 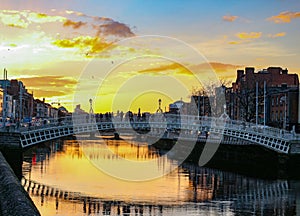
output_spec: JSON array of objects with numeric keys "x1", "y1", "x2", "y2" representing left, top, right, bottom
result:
[{"x1": 89, "y1": 98, "x2": 94, "y2": 123}]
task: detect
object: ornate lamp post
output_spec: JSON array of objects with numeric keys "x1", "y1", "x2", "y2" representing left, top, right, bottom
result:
[{"x1": 89, "y1": 98, "x2": 94, "y2": 123}]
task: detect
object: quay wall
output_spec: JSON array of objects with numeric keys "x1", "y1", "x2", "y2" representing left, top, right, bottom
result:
[
  {"x1": 153, "y1": 139, "x2": 298, "y2": 179},
  {"x1": 0, "y1": 132, "x2": 23, "y2": 179},
  {"x1": 0, "y1": 152, "x2": 40, "y2": 216}
]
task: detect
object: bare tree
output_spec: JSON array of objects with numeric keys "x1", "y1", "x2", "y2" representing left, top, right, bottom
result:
[{"x1": 189, "y1": 78, "x2": 229, "y2": 117}]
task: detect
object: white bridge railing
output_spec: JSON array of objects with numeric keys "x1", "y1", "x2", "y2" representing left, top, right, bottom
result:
[{"x1": 18, "y1": 114, "x2": 299, "y2": 153}]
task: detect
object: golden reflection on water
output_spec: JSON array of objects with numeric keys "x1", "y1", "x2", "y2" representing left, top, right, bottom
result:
[
  {"x1": 25, "y1": 138, "x2": 215, "y2": 206},
  {"x1": 23, "y1": 138, "x2": 296, "y2": 216}
]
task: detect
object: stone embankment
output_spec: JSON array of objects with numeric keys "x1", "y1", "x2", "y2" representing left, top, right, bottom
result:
[{"x1": 0, "y1": 152, "x2": 40, "y2": 216}]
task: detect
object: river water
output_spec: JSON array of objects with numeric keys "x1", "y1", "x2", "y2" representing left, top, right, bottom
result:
[{"x1": 22, "y1": 136, "x2": 300, "y2": 216}]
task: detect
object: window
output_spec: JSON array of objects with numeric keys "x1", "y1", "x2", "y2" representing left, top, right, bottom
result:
[{"x1": 280, "y1": 111, "x2": 283, "y2": 121}]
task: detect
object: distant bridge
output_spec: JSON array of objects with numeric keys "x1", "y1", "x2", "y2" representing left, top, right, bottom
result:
[{"x1": 15, "y1": 114, "x2": 300, "y2": 154}]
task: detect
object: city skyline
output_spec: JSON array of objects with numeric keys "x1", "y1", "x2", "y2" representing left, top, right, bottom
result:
[{"x1": 1, "y1": 0, "x2": 300, "y2": 112}]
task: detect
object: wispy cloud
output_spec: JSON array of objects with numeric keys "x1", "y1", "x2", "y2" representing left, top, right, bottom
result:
[
  {"x1": 0, "y1": 9, "x2": 135, "y2": 59},
  {"x1": 236, "y1": 32, "x2": 262, "y2": 39},
  {"x1": 20, "y1": 75, "x2": 77, "y2": 87},
  {"x1": 30, "y1": 89, "x2": 69, "y2": 98},
  {"x1": 0, "y1": 11, "x2": 28, "y2": 28},
  {"x1": 52, "y1": 36, "x2": 114, "y2": 55},
  {"x1": 0, "y1": 10, "x2": 66, "y2": 29},
  {"x1": 65, "y1": 10, "x2": 86, "y2": 17},
  {"x1": 137, "y1": 62, "x2": 242, "y2": 76},
  {"x1": 26, "y1": 12, "x2": 65, "y2": 23},
  {"x1": 138, "y1": 62, "x2": 187, "y2": 74},
  {"x1": 267, "y1": 32, "x2": 286, "y2": 38},
  {"x1": 201, "y1": 62, "x2": 242, "y2": 73},
  {"x1": 20, "y1": 76, "x2": 77, "y2": 97},
  {"x1": 229, "y1": 32, "x2": 262, "y2": 45},
  {"x1": 267, "y1": 11, "x2": 300, "y2": 23},
  {"x1": 222, "y1": 15, "x2": 238, "y2": 22},
  {"x1": 0, "y1": 9, "x2": 135, "y2": 39},
  {"x1": 228, "y1": 41, "x2": 245, "y2": 45},
  {"x1": 61, "y1": 9, "x2": 134, "y2": 37},
  {"x1": 63, "y1": 19, "x2": 87, "y2": 29}
]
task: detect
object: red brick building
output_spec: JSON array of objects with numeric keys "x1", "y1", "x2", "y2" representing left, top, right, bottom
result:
[{"x1": 228, "y1": 67, "x2": 299, "y2": 130}]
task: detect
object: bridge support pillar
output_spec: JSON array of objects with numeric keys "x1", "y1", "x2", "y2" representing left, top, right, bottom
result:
[
  {"x1": 114, "y1": 132, "x2": 120, "y2": 140},
  {"x1": 0, "y1": 132, "x2": 22, "y2": 180},
  {"x1": 277, "y1": 154, "x2": 289, "y2": 178}
]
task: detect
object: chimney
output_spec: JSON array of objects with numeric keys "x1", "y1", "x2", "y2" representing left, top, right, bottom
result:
[
  {"x1": 268, "y1": 67, "x2": 281, "y2": 75},
  {"x1": 236, "y1": 70, "x2": 244, "y2": 82},
  {"x1": 43, "y1": 98, "x2": 45, "y2": 103},
  {"x1": 282, "y1": 68, "x2": 288, "y2": 74},
  {"x1": 245, "y1": 67, "x2": 255, "y2": 75}
]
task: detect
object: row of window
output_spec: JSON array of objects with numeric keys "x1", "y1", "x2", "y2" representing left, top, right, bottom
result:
[
  {"x1": 271, "y1": 111, "x2": 287, "y2": 122},
  {"x1": 271, "y1": 95, "x2": 287, "y2": 107}
]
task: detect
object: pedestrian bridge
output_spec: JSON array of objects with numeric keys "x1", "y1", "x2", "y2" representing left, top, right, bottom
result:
[{"x1": 17, "y1": 114, "x2": 300, "y2": 154}]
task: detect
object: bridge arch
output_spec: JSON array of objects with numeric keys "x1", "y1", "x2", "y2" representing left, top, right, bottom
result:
[{"x1": 19, "y1": 115, "x2": 298, "y2": 154}]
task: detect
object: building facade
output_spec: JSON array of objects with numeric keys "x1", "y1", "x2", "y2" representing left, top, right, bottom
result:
[
  {"x1": 228, "y1": 67, "x2": 299, "y2": 130},
  {"x1": 0, "y1": 79, "x2": 34, "y2": 120},
  {"x1": 0, "y1": 78, "x2": 61, "y2": 122}
]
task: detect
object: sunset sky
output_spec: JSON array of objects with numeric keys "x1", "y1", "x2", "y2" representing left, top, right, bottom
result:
[{"x1": 1, "y1": 0, "x2": 300, "y2": 113}]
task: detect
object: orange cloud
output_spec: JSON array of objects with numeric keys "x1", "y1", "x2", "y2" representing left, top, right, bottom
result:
[
  {"x1": 267, "y1": 11, "x2": 300, "y2": 23},
  {"x1": 20, "y1": 76, "x2": 77, "y2": 97},
  {"x1": 31, "y1": 89, "x2": 68, "y2": 98},
  {"x1": 228, "y1": 40, "x2": 245, "y2": 45},
  {"x1": 138, "y1": 62, "x2": 187, "y2": 74},
  {"x1": 228, "y1": 32, "x2": 262, "y2": 45},
  {"x1": 204, "y1": 62, "x2": 243, "y2": 73},
  {"x1": 223, "y1": 15, "x2": 238, "y2": 22},
  {"x1": 63, "y1": 19, "x2": 86, "y2": 29},
  {"x1": 267, "y1": 32, "x2": 286, "y2": 38},
  {"x1": 52, "y1": 36, "x2": 114, "y2": 55},
  {"x1": 138, "y1": 62, "x2": 242, "y2": 77},
  {"x1": 236, "y1": 32, "x2": 262, "y2": 39}
]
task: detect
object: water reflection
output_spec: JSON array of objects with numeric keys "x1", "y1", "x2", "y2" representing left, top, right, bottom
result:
[{"x1": 23, "y1": 138, "x2": 299, "y2": 216}]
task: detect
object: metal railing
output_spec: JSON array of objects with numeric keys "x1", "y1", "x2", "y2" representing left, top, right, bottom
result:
[{"x1": 2, "y1": 114, "x2": 299, "y2": 152}]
